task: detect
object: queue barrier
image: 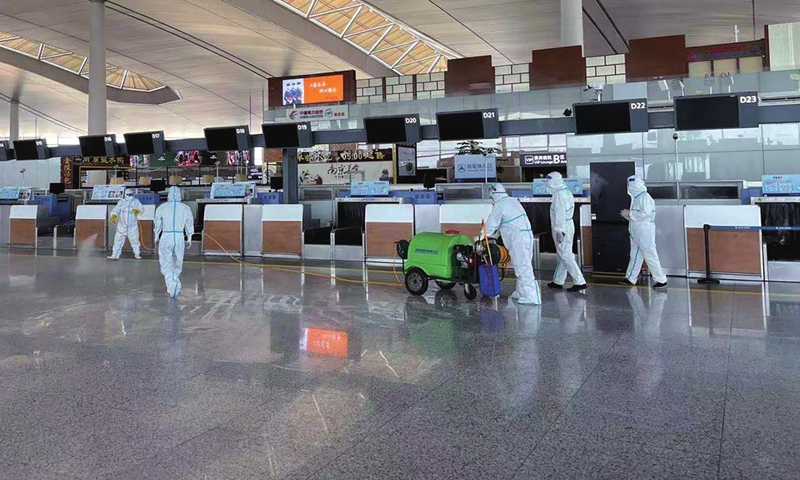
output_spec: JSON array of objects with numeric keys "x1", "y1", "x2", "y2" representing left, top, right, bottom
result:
[{"x1": 698, "y1": 224, "x2": 800, "y2": 284}]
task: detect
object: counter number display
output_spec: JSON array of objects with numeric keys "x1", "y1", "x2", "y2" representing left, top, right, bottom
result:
[
  {"x1": 437, "y1": 109, "x2": 500, "y2": 141},
  {"x1": 124, "y1": 131, "x2": 167, "y2": 156},
  {"x1": 574, "y1": 99, "x2": 649, "y2": 135},
  {"x1": 262, "y1": 122, "x2": 314, "y2": 148},
  {"x1": 364, "y1": 114, "x2": 422, "y2": 144},
  {"x1": 79, "y1": 134, "x2": 118, "y2": 158},
  {"x1": 13, "y1": 139, "x2": 49, "y2": 160},
  {"x1": 204, "y1": 125, "x2": 252, "y2": 152},
  {"x1": 674, "y1": 92, "x2": 759, "y2": 131}
]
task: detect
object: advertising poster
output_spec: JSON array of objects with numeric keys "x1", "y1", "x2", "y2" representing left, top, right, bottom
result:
[
  {"x1": 454, "y1": 155, "x2": 497, "y2": 181},
  {"x1": 91, "y1": 185, "x2": 126, "y2": 201},
  {"x1": 130, "y1": 150, "x2": 215, "y2": 168},
  {"x1": 299, "y1": 161, "x2": 394, "y2": 185},
  {"x1": 298, "y1": 148, "x2": 392, "y2": 164},
  {"x1": 282, "y1": 74, "x2": 344, "y2": 106}
]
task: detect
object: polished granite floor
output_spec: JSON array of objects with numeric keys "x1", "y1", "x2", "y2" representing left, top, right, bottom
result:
[{"x1": 0, "y1": 249, "x2": 799, "y2": 480}]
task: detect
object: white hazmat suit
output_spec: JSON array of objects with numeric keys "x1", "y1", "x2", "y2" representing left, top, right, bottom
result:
[
  {"x1": 546, "y1": 172, "x2": 586, "y2": 291},
  {"x1": 108, "y1": 190, "x2": 144, "y2": 260},
  {"x1": 154, "y1": 186, "x2": 195, "y2": 297},
  {"x1": 622, "y1": 176, "x2": 667, "y2": 287},
  {"x1": 485, "y1": 184, "x2": 541, "y2": 305}
]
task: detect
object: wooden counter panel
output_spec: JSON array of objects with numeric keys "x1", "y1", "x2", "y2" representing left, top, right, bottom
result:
[
  {"x1": 441, "y1": 223, "x2": 482, "y2": 239},
  {"x1": 582, "y1": 226, "x2": 593, "y2": 268},
  {"x1": 10, "y1": 219, "x2": 35, "y2": 245},
  {"x1": 366, "y1": 222, "x2": 413, "y2": 258},
  {"x1": 122, "y1": 220, "x2": 154, "y2": 251},
  {"x1": 687, "y1": 228, "x2": 761, "y2": 275},
  {"x1": 76, "y1": 220, "x2": 105, "y2": 248},
  {"x1": 204, "y1": 221, "x2": 241, "y2": 253},
  {"x1": 263, "y1": 221, "x2": 302, "y2": 255}
]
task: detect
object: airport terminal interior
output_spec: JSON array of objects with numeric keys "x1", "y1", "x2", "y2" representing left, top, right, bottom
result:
[{"x1": 1, "y1": 0, "x2": 800, "y2": 479}]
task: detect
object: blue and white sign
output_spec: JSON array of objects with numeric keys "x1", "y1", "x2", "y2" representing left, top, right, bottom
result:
[
  {"x1": 351, "y1": 181, "x2": 390, "y2": 197},
  {"x1": 211, "y1": 182, "x2": 247, "y2": 199},
  {"x1": 454, "y1": 155, "x2": 496, "y2": 180},
  {"x1": 0, "y1": 187, "x2": 21, "y2": 200},
  {"x1": 91, "y1": 185, "x2": 126, "y2": 201},
  {"x1": 762, "y1": 174, "x2": 800, "y2": 195},
  {"x1": 532, "y1": 178, "x2": 584, "y2": 196}
]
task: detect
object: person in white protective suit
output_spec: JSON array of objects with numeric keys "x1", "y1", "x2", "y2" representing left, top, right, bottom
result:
[
  {"x1": 484, "y1": 183, "x2": 542, "y2": 305},
  {"x1": 620, "y1": 175, "x2": 668, "y2": 288},
  {"x1": 154, "y1": 186, "x2": 195, "y2": 297},
  {"x1": 545, "y1": 172, "x2": 587, "y2": 292},
  {"x1": 108, "y1": 189, "x2": 144, "y2": 260}
]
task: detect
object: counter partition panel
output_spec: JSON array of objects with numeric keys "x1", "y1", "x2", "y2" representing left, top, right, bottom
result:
[
  {"x1": 439, "y1": 203, "x2": 493, "y2": 239},
  {"x1": 262, "y1": 205, "x2": 304, "y2": 257},
  {"x1": 684, "y1": 205, "x2": 763, "y2": 280},
  {"x1": 365, "y1": 204, "x2": 414, "y2": 261},
  {"x1": 203, "y1": 205, "x2": 243, "y2": 256},
  {"x1": 9, "y1": 205, "x2": 38, "y2": 247},
  {"x1": 75, "y1": 205, "x2": 108, "y2": 249}
]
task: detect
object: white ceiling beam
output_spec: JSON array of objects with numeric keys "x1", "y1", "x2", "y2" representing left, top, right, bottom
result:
[
  {"x1": 426, "y1": 55, "x2": 442, "y2": 74},
  {"x1": 305, "y1": 0, "x2": 318, "y2": 17},
  {"x1": 391, "y1": 40, "x2": 419, "y2": 68},
  {"x1": 344, "y1": 22, "x2": 391, "y2": 38},
  {"x1": 373, "y1": 39, "x2": 415, "y2": 54},
  {"x1": 309, "y1": 5, "x2": 357, "y2": 18},
  {"x1": 340, "y1": 5, "x2": 363, "y2": 38},
  {"x1": 368, "y1": 25, "x2": 393, "y2": 54},
  {"x1": 396, "y1": 53, "x2": 438, "y2": 69}
]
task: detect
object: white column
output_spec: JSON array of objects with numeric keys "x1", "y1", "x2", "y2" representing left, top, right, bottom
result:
[
  {"x1": 561, "y1": 0, "x2": 583, "y2": 52},
  {"x1": 88, "y1": 0, "x2": 107, "y2": 135},
  {"x1": 9, "y1": 99, "x2": 19, "y2": 141}
]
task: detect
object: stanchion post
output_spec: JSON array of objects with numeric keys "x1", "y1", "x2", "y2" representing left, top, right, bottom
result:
[{"x1": 698, "y1": 223, "x2": 720, "y2": 285}]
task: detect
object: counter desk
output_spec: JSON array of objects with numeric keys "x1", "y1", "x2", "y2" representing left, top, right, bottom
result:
[
  {"x1": 202, "y1": 204, "x2": 243, "y2": 256},
  {"x1": 439, "y1": 203, "x2": 493, "y2": 238},
  {"x1": 365, "y1": 204, "x2": 414, "y2": 262},
  {"x1": 261, "y1": 204, "x2": 307, "y2": 258},
  {"x1": 75, "y1": 205, "x2": 108, "y2": 249},
  {"x1": 9, "y1": 205, "x2": 40, "y2": 247}
]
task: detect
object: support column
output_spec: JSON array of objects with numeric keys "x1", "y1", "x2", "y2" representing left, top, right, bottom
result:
[
  {"x1": 88, "y1": 0, "x2": 107, "y2": 135},
  {"x1": 9, "y1": 99, "x2": 19, "y2": 141},
  {"x1": 560, "y1": 0, "x2": 583, "y2": 52},
  {"x1": 283, "y1": 148, "x2": 298, "y2": 204}
]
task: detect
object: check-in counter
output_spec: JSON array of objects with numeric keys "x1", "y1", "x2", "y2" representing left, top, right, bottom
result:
[
  {"x1": 439, "y1": 203, "x2": 493, "y2": 238},
  {"x1": 414, "y1": 204, "x2": 441, "y2": 234},
  {"x1": 365, "y1": 204, "x2": 414, "y2": 261},
  {"x1": 0, "y1": 204, "x2": 14, "y2": 245},
  {"x1": 262, "y1": 204, "x2": 305, "y2": 257},
  {"x1": 685, "y1": 205, "x2": 763, "y2": 280},
  {"x1": 203, "y1": 204, "x2": 243, "y2": 255},
  {"x1": 75, "y1": 205, "x2": 107, "y2": 249},
  {"x1": 9, "y1": 205, "x2": 39, "y2": 247},
  {"x1": 654, "y1": 205, "x2": 687, "y2": 277}
]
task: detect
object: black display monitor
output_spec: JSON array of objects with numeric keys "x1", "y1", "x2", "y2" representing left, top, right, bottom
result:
[
  {"x1": 13, "y1": 139, "x2": 48, "y2": 160},
  {"x1": 124, "y1": 131, "x2": 167, "y2": 156},
  {"x1": 149, "y1": 179, "x2": 167, "y2": 192},
  {"x1": 674, "y1": 93, "x2": 759, "y2": 131},
  {"x1": 269, "y1": 176, "x2": 283, "y2": 190},
  {"x1": 49, "y1": 182, "x2": 66, "y2": 195},
  {"x1": 262, "y1": 123, "x2": 314, "y2": 148},
  {"x1": 79, "y1": 134, "x2": 118, "y2": 158},
  {"x1": 364, "y1": 115, "x2": 421, "y2": 144},
  {"x1": 436, "y1": 109, "x2": 500, "y2": 141},
  {"x1": 205, "y1": 125, "x2": 251, "y2": 152},
  {"x1": 574, "y1": 99, "x2": 649, "y2": 135},
  {"x1": 0, "y1": 141, "x2": 8, "y2": 161}
]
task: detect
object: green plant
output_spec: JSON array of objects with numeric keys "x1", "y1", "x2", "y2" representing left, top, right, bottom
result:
[{"x1": 455, "y1": 140, "x2": 500, "y2": 156}]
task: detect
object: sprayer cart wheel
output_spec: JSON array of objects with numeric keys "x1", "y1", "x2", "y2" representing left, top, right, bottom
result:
[
  {"x1": 464, "y1": 283, "x2": 478, "y2": 301},
  {"x1": 405, "y1": 268, "x2": 429, "y2": 296}
]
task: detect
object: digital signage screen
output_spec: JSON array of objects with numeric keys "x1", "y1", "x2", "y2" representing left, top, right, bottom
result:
[{"x1": 282, "y1": 74, "x2": 344, "y2": 106}]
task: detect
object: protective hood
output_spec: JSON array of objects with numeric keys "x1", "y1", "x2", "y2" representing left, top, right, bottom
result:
[
  {"x1": 627, "y1": 175, "x2": 647, "y2": 197},
  {"x1": 490, "y1": 183, "x2": 508, "y2": 202},
  {"x1": 545, "y1": 171, "x2": 566, "y2": 194},
  {"x1": 124, "y1": 189, "x2": 135, "y2": 197},
  {"x1": 167, "y1": 186, "x2": 182, "y2": 202}
]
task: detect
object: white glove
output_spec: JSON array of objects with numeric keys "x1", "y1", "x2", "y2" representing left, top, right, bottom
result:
[
  {"x1": 186, "y1": 239, "x2": 192, "y2": 248},
  {"x1": 620, "y1": 209, "x2": 631, "y2": 221},
  {"x1": 556, "y1": 231, "x2": 565, "y2": 243},
  {"x1": 154, "y1": 237, "x2": 159, "y2": 247}
]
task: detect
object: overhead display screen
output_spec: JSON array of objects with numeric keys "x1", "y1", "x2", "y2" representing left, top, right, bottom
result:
[
  {"x1": 79, "y1": 134, "x2": 118, "y2": 158},
  {"x1": 0, "y1": 141, "x2": 8, "y2": 161},
  {"x1": 282, "y1": 74, "x2": 344, "y2": 106},
  {"x1": 124, "y1": 131, "x2": 167, "y2": 156},
  {"x1": 204, "y1": 126, "x2": 251, "y2": 152},
  {"x1": 262, "y1": 122, "x2": 314, "y2": 149},
  {"x1": 437, "y1": 109, "x2": 500, "y2": 141},
  {"x1": 674, "y1": 93, "x2": 759, "y2": 131},
  {"x1": 364, "y1": 115, "x2": 421, "y2": 144},
  {"x1": 14, "y1": 139, "x2": 48, "y2": 160},
  {"x1": 574, "y1": 99, "x2": 649, "y2": 135}
]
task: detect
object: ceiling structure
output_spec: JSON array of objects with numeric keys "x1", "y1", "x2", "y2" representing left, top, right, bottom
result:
[{"x1": 0, "y1": 0, "x2": 799, "y2": 141}]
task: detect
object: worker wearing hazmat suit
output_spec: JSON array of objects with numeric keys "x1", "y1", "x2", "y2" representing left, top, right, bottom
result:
[
  {"x1": 154, "y1": 186, "x2": 195, "y2": 297},
  {"x1": 621, "y1": 175, "x2": 668, "y2": 288},
  {"x1": 545, "y1": 172, "x2": 587, "y2": 292},
  {"x1": 108, "y1": 189, "x2": 144, "y2": 260},
  {"x1": 485, "y1": 183, "x2": 541, "y2": 305}
]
